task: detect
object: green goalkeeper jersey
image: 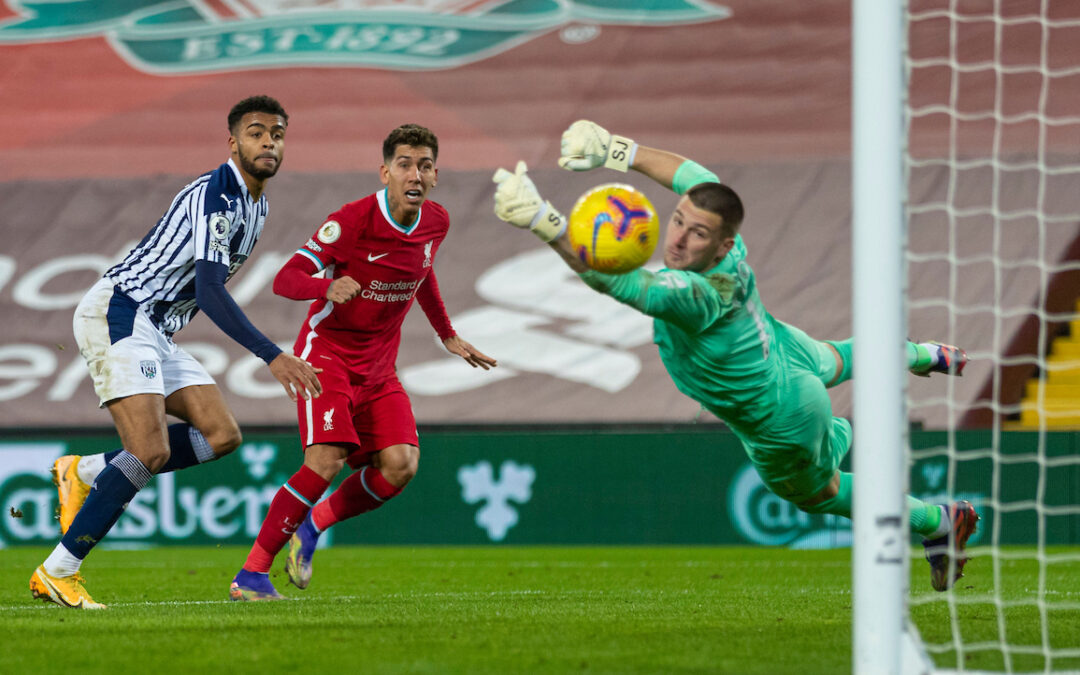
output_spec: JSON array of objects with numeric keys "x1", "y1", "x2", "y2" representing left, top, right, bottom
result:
[
  {"x1": 577, "y1": 162, "x2": 847, "y2": 501},
  {"x1": 576, "y1": 161, "x2": 795, "y2": 440},
  {"x1": 578, "y1": 236, "x2": 780, "y2": 436}
]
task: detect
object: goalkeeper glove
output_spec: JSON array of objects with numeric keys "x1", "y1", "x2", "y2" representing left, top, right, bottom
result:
[
  {"x1": 557, "y1": 119, "x2": 637, "y2": 172},
  {"x1": 492, "y1": 160, "x2": 566, "y2": 243}
]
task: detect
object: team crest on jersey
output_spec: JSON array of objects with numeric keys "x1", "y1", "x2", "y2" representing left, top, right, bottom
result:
[
  {"x1": 139, "y1": 360, "x2": 158, "y2": 380},
  {"x1": 0, "y1": 1, "x2": 730, "y2": 74},
  {"x1": 707, "y1": 272, "x2": 737, "y2": 304},
  {"x1": 317, "y1": 220, "x2": 341, "y2": 244},
  {"x1": 423, "y1": 240, "x2": 433, "y2": 268}
]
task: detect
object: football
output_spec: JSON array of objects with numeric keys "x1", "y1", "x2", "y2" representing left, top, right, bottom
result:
[{"x1": 567, "y1": 183, "x2": 660, "y2": 274}]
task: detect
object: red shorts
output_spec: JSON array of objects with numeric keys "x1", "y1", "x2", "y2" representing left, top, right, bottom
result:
[{"x1": 296, "y1": 354, "x2": 418, "y2": 468}]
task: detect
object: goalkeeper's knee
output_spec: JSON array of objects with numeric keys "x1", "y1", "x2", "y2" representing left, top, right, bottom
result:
[{"x1": 796, "y1": 472, "x2": 853, "y2": 518}]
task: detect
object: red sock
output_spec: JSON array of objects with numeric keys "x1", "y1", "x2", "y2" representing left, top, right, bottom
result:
[
  {"x1": 310, "y1": 465, "x2": 403, "y2": 531},
  {"x1": 244, "y1": 465, "x2": 329, "y2": 573}
]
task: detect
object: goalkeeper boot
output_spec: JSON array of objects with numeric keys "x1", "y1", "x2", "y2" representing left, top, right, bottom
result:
[
  {"x1": 284, "y1": 513, "x2": 320, "y2": 590},
  {"x1": 30, "y1": 565, "x2": 106, "y2": 609},
  {"x1": 229, "y1": 569, "x2": 284, "y2": 602},
  {"x1": 923, "y1": 500, "x2": 979, "y2": 591},
  {"x1": 912, "y1": 341, "x2": 968, "y2": 377},
  {"x1": 52, "y1": 455, "x2": 91, "y2": 535}
]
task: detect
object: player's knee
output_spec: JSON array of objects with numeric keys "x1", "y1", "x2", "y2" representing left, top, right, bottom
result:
[
  {"x1": 206, "y1": 423, "x2": 242, "y2": 458},
  {"x1": 795, "y1": 482, "x2": 839, "y2": 514},
  {"x1": 378, "y1": 444, "x2": 419, "y2": 486},
  {"x1": 304, "y1": 444, "x2": 347, "y2": 481},
  {"x1": 141, "y1": 447, "x2": 172, "y2": 473},
  {"x1": 796, "y1": 499, "x2": 823, "y2": 514}
]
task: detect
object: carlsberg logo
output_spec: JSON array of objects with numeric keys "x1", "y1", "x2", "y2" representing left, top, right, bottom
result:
[
  {"x1": 727, "y1": 462, "x2": 986, "y2": 549},
  {"x1": 0, "y1": 442, "x2": 280, "y2": 548},
  {"x1": 0, "y1": 0, "x2": 730, "y2": 73},
  {"x1": 727, "y1": 463, "x2": 852, "y2": 549},
  {"x1": 0, "y1": 443, "x2": 65, "y2": 549}
]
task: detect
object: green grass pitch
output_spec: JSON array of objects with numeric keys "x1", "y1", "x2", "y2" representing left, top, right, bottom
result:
[{"x1": 2, "y1": 546, "x2": 1077, "y2": 674}]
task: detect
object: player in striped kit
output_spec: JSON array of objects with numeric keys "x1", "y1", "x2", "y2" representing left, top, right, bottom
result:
[
  {"x1": 32, "y1": 96, "x2": 322, "y2": 609},
  {"x1": 230, "y1": 123, "x2": 496, "y2": 600},
  {"x1": 492, "y1": 120, "x2": 978, "y2": 592}
]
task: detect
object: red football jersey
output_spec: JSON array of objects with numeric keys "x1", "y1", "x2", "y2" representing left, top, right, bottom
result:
[{"x1": 288, "y1": 189, "x2": 450, "y2": 385}]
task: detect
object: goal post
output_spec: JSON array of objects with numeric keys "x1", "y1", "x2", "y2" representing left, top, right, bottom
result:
[
  {"x1": 854, "y1": 1, "x2": 1080, "y2": 674},
  {"x1": 851, "y1": 1, "x2": 912, "y2": 674}
]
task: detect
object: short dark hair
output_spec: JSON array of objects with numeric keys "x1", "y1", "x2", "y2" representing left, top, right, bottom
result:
[
  {"x1": 687, "y1": 182, "x2": 744, "y2": 239},
  {"x1": 382, "y1": 124, "x2": 438, "y2": 163},
  {"x1": 228, "y1": 95, "x2": 288, "y2": 135}
]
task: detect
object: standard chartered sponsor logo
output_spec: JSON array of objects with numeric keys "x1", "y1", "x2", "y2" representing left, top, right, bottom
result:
[{"x1": 361, "y1": 278, "x2": 419, "y2": 303}]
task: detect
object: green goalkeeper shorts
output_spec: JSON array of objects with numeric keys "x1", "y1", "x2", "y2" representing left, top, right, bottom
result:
[{"x1": 733, "y1": 321, "x2": 853, "y2": 504}]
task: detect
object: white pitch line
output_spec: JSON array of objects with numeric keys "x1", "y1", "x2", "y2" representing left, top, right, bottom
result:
[{"x1": 0, "y1": 589, "x2": 568, "y2": 613}]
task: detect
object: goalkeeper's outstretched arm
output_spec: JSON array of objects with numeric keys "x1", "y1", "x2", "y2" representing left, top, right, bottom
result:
[
  {"x1": 491, "y1": 160, "x2": 587, "y2": 273},
  {"x1": 558, "y1": 120, "x2": 716, "y2": 195}
]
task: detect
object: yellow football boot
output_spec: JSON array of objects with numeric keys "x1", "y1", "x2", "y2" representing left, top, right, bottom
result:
[
  {"x1": 30, "y1": 565, "x2": 106, "y2": 609},
  {"x1": 52, "y1": 455, "x2": 91, "y2": 534}
]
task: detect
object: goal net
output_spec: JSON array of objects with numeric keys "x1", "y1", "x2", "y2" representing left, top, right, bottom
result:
[{"x1": 859, "y1": 1, "x2": 1080, "y2": 673}]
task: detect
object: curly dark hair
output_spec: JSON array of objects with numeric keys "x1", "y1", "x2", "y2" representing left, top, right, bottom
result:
[
  {"x1": 382, "y1": 124, "x2": 439, "y2": 163},
  {"x1": 227, "y1": 96, "x2": 288, "y2": 135},
  {"x1": 687, "y1": 182, "x2": 744, "y2": 239}
]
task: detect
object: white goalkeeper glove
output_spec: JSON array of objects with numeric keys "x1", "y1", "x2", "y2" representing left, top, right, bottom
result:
[
  {"x1": 492, "y1": 160, "x2": 566, "y2": 243},
  {"x1": 557, "y1": 119, "x2": 637, "y2": 172}
]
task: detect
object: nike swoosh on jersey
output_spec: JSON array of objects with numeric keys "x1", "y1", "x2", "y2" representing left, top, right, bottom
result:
[{"x1": 367, "y1": 252, "x2": 389, "y2": 261}]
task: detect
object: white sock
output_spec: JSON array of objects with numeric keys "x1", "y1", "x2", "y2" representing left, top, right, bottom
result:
[
  {"x1": 927, "y1": 505, "x2": 951, "y2": 538},
  {"x1": 43, "y1": 544, "x2": 83, "y2": 577},
  {"x1": 76, "y1": 454, "x2": 106, "y2": 485}
]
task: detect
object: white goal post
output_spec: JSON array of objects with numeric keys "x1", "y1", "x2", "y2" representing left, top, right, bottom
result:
[
  {"x1": 852, "y1": 1, "x2": 911, "y2": 674},
  {"x1": 853, "y1": 2, "x2": 1080, "y2": 674}
]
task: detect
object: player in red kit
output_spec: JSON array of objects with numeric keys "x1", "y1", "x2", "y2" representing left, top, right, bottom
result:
[{"x1": 230, "y1": 124, "x2": 496, "y2": 600}]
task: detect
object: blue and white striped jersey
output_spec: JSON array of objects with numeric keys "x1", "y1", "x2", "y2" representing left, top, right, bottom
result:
[{"x1": 106, "y1": 158, "x2": 268, "y2": 336}]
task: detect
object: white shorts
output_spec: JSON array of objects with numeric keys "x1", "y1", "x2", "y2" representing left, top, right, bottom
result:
[{"x1": 73, "y1": 278, "x2": 214, "y2": 407}]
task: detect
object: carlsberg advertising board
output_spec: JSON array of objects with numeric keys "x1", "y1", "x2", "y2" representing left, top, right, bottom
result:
[{"x1": 1, "y1": 428, "x2": 1075, "y2": 548}]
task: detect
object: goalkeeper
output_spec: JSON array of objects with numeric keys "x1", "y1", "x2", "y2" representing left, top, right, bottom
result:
[{"x1": 492, "y1": 120, "x2": 977, "y2": 592}]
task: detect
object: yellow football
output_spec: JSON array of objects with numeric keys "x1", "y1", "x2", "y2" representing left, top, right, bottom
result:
[{"x1": 567, "y1": 183, "x2": 659, "y2": 274}]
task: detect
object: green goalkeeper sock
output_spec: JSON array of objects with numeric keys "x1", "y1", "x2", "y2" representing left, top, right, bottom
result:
[
  {"x1": 907, "y1": 342, "x2": 934, "y2": 371},
  {"x1": 802, "y1": 474, "x2": 944, "y2": 538},
  {"x1": 908, "y1": 496, "x2": 943, "y2": 537}
]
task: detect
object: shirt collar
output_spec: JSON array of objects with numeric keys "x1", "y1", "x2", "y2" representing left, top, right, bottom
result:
[
  {"x1": 376, "y1": 188, "x2": 420, "y2": 234},
  {"x1": 226, "y1": 158, "x2": 252, "y2": 201}
]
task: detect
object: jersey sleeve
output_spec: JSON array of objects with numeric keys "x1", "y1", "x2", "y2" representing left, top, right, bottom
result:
[
  {"x1": 273, "y1": 252, "x2": 333, "y2": 301},
  {"x1": 578, "y1": 267, "x2": 741, "y2": 335},
  {"x1": 293, "y1": 209, "x2": 357, "y2": 273},
  {"x1": 193, "y1": 183, "x2": 239, "y2": 267},
  {"x1": 194, "y1": 260, "x2": 282, "y2": 364},
  {"x1": 415, "y1": 270, "x2": 455, "y2": 341},
  {"x1": 671, "y1": 160, "x2": 720, "y2": 195}
]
